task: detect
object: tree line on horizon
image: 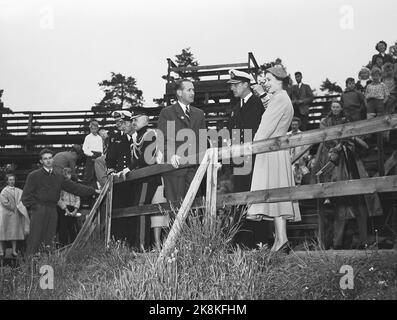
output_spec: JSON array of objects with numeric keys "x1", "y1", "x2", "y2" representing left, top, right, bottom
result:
[{"x1": 0, "y1": 48, "x2": 343, "y2": 114}]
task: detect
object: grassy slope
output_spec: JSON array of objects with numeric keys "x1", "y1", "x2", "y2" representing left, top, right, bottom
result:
[{"x1": 1, "y1": 214, "x2": 396, "y2": 300}]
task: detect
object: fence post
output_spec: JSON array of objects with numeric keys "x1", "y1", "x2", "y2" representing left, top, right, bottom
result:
[
  {"x1": 205, "y1": 148, "x2": 219, "y2": 231},
  {"x1": 105, "y1": 175, "x2": 113, "y2": 247},
  {"x1": 157, "y1": 151, "x2": 210, "y2": 265}
]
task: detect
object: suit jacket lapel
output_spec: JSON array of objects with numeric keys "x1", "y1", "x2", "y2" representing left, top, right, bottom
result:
[{"x1": 175, "y1": 102, "x2": 191, "y2": 127}]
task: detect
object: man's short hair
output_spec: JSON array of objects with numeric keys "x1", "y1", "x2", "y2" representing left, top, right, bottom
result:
[
  {"x1": 174, "y1": 79, "x2": 192, "y2": 93},
  {"x1": 89, "y1": 120, "x2": 99, "y2": 127},
  {"x1": 371, "y1": 67, "x2": 382, "y2": 76},
  {"x1": 345, "y1": 77, "x2": 355, "y2": 85},
  {"x1": 63, "y1": 167, "x2": 72, "y2": 175},
  {"x1": 5, "y1": 173, "x2": 16, "y2": 183},
  {"x1": 70, "y1": 144, "x2": 82, "y2": 154},
  {"x1": 39, "y1": 148, "x2": 54, "y2": 158},
  {"x1": 295, "y1": 71, "x2": 302, "y2": 76},
  {"x1": 291, "y1": 117, "x2": 301, "y2": 125}
]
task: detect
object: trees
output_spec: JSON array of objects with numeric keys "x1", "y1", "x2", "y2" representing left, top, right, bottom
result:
[
  {"x1": 93, "y1": 72, "x2": 143, "y2": 112},
  {"x1": 320, "y1": 78, "x2": 343, "y2": 95},
  {"x1": 154, "y1": 48, "x2": 200, "y2": 106},
  {"x1": 163, "y1": 47, "x2": 200, "y2": 82}
]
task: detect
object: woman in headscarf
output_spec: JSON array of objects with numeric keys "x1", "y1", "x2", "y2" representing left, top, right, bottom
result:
[
  {"x1": 0, "y1": 173, "x2": 25, "y2": 257},
  {"x1": 248, "y1": 65, "x2": 301, "y2": 253}
]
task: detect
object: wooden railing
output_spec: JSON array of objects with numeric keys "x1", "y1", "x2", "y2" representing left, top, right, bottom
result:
[{"x1": 66, "y1": 114, "x2": 397, "y2": 262}]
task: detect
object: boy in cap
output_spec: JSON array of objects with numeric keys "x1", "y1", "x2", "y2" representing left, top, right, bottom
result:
[{"x1": 227, "y1": 69, "x2": 264, "y2": 193}]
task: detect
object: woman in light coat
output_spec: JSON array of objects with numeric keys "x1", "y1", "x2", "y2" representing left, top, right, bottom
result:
[
  {"x1": 0, "y1": 174, "x2": 25, "y2": 257},
  {"x1": 248, "y1": 66, "x2": 301, "y2": 252}
]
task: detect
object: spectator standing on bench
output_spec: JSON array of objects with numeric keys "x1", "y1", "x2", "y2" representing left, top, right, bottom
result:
[
  {"x1": 289, "y1": 71, "x2": 314, "y2": 131},
  {"x1": 82, "y1": 121, "x2": 103, "y2": 187},
  {"x1": 341, "y1": 78, "x2": 367, "y2": 122},
  {"x1": 371, "y1": 40, "x2": 394, "y2": 67},
  {"x1": 382, "y1": 62, "x2": 397, "y2": 114},
  {"x1": 365, "y1": 67, "x2": 389, "y2": 119}
]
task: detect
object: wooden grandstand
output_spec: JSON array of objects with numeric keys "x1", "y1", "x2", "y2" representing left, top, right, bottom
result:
[{"x1": 1, "y1": 53, "x2": 396, "y2": 248}]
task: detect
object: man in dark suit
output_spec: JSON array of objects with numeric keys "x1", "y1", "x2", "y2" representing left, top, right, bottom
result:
[
  {"x1": 157, "y1": 79, "x2": 207, "y2": 203},
  {"x1": 227, "y1": 69, "x2": 264, "y2": 193},
  {"x1": 290, "y1": 71, "x2": 314, "y2": 131}
]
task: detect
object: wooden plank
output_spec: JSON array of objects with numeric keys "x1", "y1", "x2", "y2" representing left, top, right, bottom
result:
[
  {"x1": 113, "y1": 175, "x2": 397, "y2": 219},
  {"x1": 114, "y1": 114, "x2": 397, "y2": 185},
  {"x1": 248, "y1": 52, "x2": 260, "y2": 69},
  {"x1": 105, "y1": 175, "x2": 113, "y2": 247},
  {"x1": 157, "y1": 151, "x2": 210, "y2": 264},
  {"x1": 170, "y1": 62, "x2": 248, "y2": 72},
  {"x1": 65, "y1": 178, "x2": 110, "y2": 259},
  {"x1": 205, "y1": 148, "x2": 218, "y2": 228},
  {"x1": 219, "y1": 114, "x2": 397, "y2": 162},
  {"x1": 292, "y1": 144, "x2": 313, "y2": 164}
]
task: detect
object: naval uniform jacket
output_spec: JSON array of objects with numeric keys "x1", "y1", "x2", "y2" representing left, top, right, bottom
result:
[
  {"x1": 227, "y1": 94, "x2": 264, "y2": 165},
  {"x1": 106, "y1": 130, "x2": 132, "y2": 172}
]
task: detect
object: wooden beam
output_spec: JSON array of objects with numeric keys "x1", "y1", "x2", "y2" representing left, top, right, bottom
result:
[
  {"x1": 292, "y1": 144, "x2": 313, "y2": 164},
  {"x1": 220, "y1": 114, "x2": 397, "y2": 161},
  {"x1": 170, "y1": 62, "x2": 248, "y2": 72},
  {"x1": 112, "y1": 175, "x2": 397, "y2": 219},
  {"x1": 205, "y1": 148, "x2": 219, "y2": 229},
  {"x1": 65, "y1": 178, "x2": 110, "y2": 259},
  {"x1": 157, "y1": 152, "x2": 210, "y2": 264},
  {"x1": 105, "y1": 175, "x2": 113, "y2": 247},
  {"x1": 116, "y1": 114, "x2": 397, "y2": 185}
]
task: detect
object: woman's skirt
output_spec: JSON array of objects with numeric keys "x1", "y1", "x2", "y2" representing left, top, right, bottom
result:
[
  {"x1": 247, "y1": 149, "x2": 301, "y2": 221},
  {"x1": 0, "y1": 208, "x2": 25, "y2": 241}
]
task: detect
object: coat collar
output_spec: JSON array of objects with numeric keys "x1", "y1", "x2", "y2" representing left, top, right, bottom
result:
[{"x1": 175, "y1": 102, "x2": 191, "y2": 126}]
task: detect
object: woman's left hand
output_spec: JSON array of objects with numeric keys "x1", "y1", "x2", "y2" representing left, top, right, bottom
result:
[{"x1": 251, "y1": 84, "x2": 265, "y2": 97}]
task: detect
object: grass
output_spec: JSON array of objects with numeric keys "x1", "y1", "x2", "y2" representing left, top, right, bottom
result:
[{"x1": 1, "y1": 210, "x2": 396, "y2": 300}]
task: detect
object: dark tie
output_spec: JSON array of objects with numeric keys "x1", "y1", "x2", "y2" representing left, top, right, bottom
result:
[
  {"x1": 241, "y1": 99, "x2": 245, "y2": 108},
  {"x1": 185, "y1": 105, "x2": 191, "y2": 119}
]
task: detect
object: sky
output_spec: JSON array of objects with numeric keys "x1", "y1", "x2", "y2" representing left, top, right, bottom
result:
[{"x1": 0, "y1": 0, "x2": 396, "y2": 112}]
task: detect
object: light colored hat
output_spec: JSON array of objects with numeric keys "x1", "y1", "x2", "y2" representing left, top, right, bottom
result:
[
  {"x1": 129, "y1": 108, "x2": 149, "y2": 120},
  {"x1": 266, "y1": 65, "x2": 288, "y2": 79},
  {"x1": 111, "y1": 110, "x2": 132, "y2": 120},
  {"x1": 227, "y1": 69, "x2": 255, "y2": 84}
]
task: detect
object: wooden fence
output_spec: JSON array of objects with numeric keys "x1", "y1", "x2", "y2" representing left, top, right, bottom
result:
[{"x1": 65, "y1": 114, "x2": 397, "y2": 263}]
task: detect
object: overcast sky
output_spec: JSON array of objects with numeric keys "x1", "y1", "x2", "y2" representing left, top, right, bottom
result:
[{"x1": 0, "y1": 0, "x2": 396, "y2": 112}]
